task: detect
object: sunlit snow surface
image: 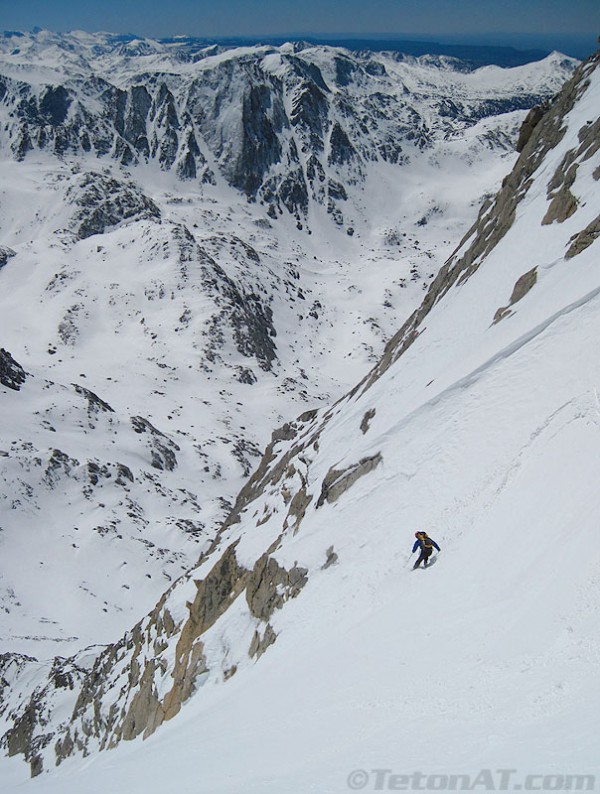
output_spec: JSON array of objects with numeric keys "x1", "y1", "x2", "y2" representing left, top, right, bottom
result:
[{"x1": 1, "y1": 32, "x2": 598, "y2": 794}]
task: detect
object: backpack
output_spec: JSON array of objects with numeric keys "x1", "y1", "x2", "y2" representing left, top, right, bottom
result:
[{"x1": 421, "y1": 533, "x2": 433, "y2": 552}]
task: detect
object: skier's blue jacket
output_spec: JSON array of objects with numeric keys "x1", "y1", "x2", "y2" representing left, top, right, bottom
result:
[{"x1": 412, "y1": 535, "x2": 440, "y2": 554}]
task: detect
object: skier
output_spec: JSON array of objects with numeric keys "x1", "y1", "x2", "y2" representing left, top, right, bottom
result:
[{"x1": 412, "y1": 531, "x2": 440, "y2": 569}]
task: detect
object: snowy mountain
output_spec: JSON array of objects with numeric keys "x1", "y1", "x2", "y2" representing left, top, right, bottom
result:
[
  {"x1": 0, "y1": 30, "x2": 598, "y2": 792},
  {"x1": 0, "y1": 32, "x2": 600, "y2": 794},
  {"x1": 0, "y1": 31, "x2": 577, "y2": 661},
  {"x1": 0, "y1": 30, "x2": 576, "y2": 231}
]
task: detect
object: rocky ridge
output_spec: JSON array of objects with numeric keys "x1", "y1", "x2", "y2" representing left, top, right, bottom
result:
[{"x1": 0, "y1": 32, "x2": 576, "y2": 233}]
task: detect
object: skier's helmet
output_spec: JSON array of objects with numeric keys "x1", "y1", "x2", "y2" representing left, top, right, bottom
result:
[{"x1": 415, "y1": 532, "x2": 421, "y2": 538}]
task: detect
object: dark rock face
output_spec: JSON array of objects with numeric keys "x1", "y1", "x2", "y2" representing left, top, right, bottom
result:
[
  {"x1": 124, "y1": 85, "x2": 153, "y2": 160},
  {"x1": 44, "y1": 449, "x2": 80, "y2": 488},
  {"x1": 231, "y1": 294, "x2": 277, "y2": 369},
  {"x1": 493, "y1": 267, "x2": 538, "y2": 324},
  {"x1": 72, "y1": 384, "x2": 115, "y2": 415},
  {"x1": 185, "y1": 60, "x2": 289, "y2": 202},
  {"x1": 328, "y1": 122, "x2": 355, "y2": 166},
  {"x1": 334, "y1": 55, "x2": 358, "y2": 87},
  {"x1": 0, "y1": 348, "x2": 27, "y2": 390},
  {"x1": 277, "y1": 168, "x2": 309, "y2": 216},
  {"x1": 0, "y1": 246, "x2": 16, "y2": 270},
  {"x1": 475, "y1": 95, "x2": 545, "y2": 120},
  {"x1": 246, "y1": 553, "x2": 308, "y2": 622},
  {"x1": 68, "y1": 172, "x2": 161, "y2": 238},
  {"x1": 542, "y1": 114, "x2": 600, "y2": 226},
  {"x1": 290, "y1": 81, "x2": 329, "y2": 154},
  {"x1": 516, "y1": 103, "x2": 548, "y2": 152},
  {"x1": 542, "y1": 186, "x2": 578, "y2": 225},
  {"x1": 130, "y1": 416, "x2": 180, "y2": 471},
  {"x1": 39, "y1": 86, "x2": 71, "y2": 126},
  {"x1": 316, "y1": 453, "x2": 383, "y2": 508},
  {"x1": 365, "y1": 60, "x2": 387, "y2": 77},
  {"x1": 150, "y1": 84, "x2": 179, "y2": 169},
  {"x1": 232, "y1": 83, "x2": 285, "y2": 197},
  {"x1": 163, "y1": 223, "x2": 279, "y2": 373}
]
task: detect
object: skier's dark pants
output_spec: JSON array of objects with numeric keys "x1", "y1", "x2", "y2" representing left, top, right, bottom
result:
[{"x1": 413, "y1": 549, "x2": 432, "y2": 569}]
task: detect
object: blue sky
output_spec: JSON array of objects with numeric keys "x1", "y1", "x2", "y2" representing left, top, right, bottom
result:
[{"x1": 0, "y1": 0, "x2": 598, "y2": 55}]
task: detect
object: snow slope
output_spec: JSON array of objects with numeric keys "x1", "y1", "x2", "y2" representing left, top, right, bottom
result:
[{"x1": 1, "y1": 49, "x2": 598, "y2": 793}]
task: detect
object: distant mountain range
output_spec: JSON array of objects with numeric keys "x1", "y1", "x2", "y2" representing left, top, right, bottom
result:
[
  {"x1": 162, "y1": 36, "x2": 554, "y2": 68},
  {"x1": 5, "y1": 27, "x2": 593, "y2": 65}
]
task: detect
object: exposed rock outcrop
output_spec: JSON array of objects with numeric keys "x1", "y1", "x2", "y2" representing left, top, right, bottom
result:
[
  {"x1": 516, "y1": 103, "x2": 548, "y2": 152},
  {"x1": 565, "y1": 213, "x2": 600, "y2": 259},
  {"x1": 0, "y1": 654, "x2": 92, "y2": 777},
  {"x1": 316, "y1": 453, "x2": 383, "y2": 508},
  {"x1": 493, "y1": 267, "x2": 538, "y2": 324},
  {"x1": 0, "y1": 348, "x2": 27, "y2": 391},
  {"x1": 130, "y1": 416, "x2": 180, "y2": 471},
  {"x1": 0, "y1": 246, "x2": 16, "y2": 270},
  {"x1": 68, "y1": 172, "x2": 161, "y2": 239},
  {"x1": 246, "y1": 553, "x2": 308, "y2": 622}
]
